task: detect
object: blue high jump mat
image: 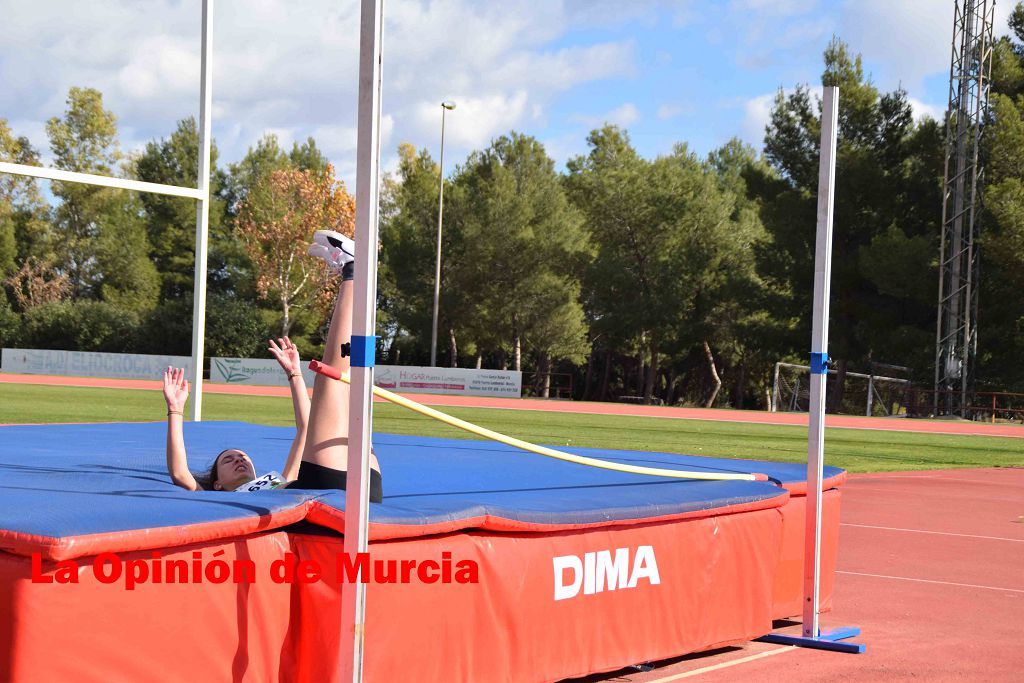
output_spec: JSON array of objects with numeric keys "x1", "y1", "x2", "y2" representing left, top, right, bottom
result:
[{"x1": 0, "y1": 421, "x2": 842, "y2": 559}]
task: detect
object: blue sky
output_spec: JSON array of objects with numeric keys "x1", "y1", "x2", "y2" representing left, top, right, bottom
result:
[{"x1": 0, "y1": 1, "x2": 1014, "y2": 190}]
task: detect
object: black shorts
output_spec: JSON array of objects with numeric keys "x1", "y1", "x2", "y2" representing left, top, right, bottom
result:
[{"x1": 286, "y1": 461, "x2": 383, "y2": 503}]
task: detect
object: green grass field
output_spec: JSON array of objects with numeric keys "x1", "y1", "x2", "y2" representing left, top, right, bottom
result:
[{"x1": 1, "y1": 383, "x2": 1021, "y2": 472}]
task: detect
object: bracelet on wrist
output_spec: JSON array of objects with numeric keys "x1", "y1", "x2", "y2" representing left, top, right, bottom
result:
[
  {"x1": 287, "y1": 372, "x2": 302, "y2": 379},
  {"x1": 167, "y1": 410, "x2": 183, "y2": 416}
]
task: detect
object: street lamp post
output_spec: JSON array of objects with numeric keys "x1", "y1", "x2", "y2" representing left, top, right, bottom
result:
[{"x1": 430, "y1": 100, "x2": 456, "y2": 367}]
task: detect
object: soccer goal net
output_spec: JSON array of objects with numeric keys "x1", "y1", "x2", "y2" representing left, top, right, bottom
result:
[{"x1": 771, "y1": 362, "x2": 913, "y2": 416}]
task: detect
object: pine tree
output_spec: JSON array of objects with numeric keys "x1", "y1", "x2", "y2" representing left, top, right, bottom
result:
[{"x1": 46, "y1": 87, "x2": 158, "y2": 309}]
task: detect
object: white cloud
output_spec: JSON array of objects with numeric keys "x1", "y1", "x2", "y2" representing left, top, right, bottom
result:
[
  {"x1": 715, "y1": 0, "x2": 1001, "y2": 150},
  {"x1": 735, "y1": 18, "x2": 831, "y2": 70},
  {"x1": 657, "y1": 103, "x2": 685, "y2": 120},
  {"x1": 263, "y1": 127, "x2": 298, "y2": 151},
  {"x1": 5, "y1": 0, "x2": 985, "y2": 191},
  {"x1": 837, "y1": 0, "x2": 1013, "y2": 93},
  {"x1": 571, "y1": 102, "x2": 640, "y2": 129},
  {"x1": 309, "y1": 125, "x2": 358, "y2": 156},
  {"x1": 906, "y1": 97, "x2": 943, "y2": 123},
  {"x1": 729, "y1": 0, "x2": 816, "y2": 14},
  {"x1": 486, "y1": 42, "x2": 636, "y2": 95},
  {"x1": 835, "y1": 1, "x2": 951, "y2": 91},
  {"x1": 414, "y1": 92, "x2": 531, "y2": 150},
  {"x1": 0, "y1": 0, "x2": 640, "y2": 188},
  {"x1": 720, "y1": 0, "x2": 830, "y2": 73},
  {"x1": 538, "y1": 131, "x2": 589, "y2": 168},
  {"x1": 610, "y1": 103, "x2": 640, "y2": 126},
  {"x1": 741, "y1": 91, "x2": 783, "y2": 146},
  {"x1": 117, "y1": 36, "x2": 200, "y2": 102},
  {"x1": 5, "y1": 119, "x2": 52, "y2": 164},
  {"x1": 563, "y1": 0, "x2": 692, "y2": 28}
]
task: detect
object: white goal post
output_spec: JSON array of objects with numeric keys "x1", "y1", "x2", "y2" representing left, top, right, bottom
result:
[{"x1": 0, "y1": 0, "x2": 215, "y2": 422}]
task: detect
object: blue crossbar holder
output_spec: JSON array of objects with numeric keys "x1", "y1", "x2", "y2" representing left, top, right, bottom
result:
[
  {"x1": 350, "y1": 335, "x2": 377, "y2": 368},
  {"x1": 757, "y1": 626, "x2": 866, "y2": 654},
  {"x1": 810, "y1": 351, "x2": 831, "y2": 375}
]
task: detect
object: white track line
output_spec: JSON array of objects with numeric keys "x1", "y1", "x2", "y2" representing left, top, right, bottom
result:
[
  {"x1": 842, "y1": 485, "x2": 1024, "y2": 503},
  {"x1": 644, "y1": 646, "x2": 795, "y2": 682},
  {"x1": 837, "y1": 570, "x2": 1024, "y2": 593},
  {"x1": 854, "y1": 474, "x2": 1024, "y2": 485},
  {"x1": 907, "y1": 476, "x2": 1024, "y2": 486},
  {"x1": 841, "y1": 523, "x2": 1024, "y2": 543}
]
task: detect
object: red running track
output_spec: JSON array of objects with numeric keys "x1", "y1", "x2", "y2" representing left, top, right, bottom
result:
[
  {"x1": 1, "y1": 372, "x2": 1022, "y2": 439},
  {"x1": 577, "y1": 467, "x2": 1024, "y2": 682}
]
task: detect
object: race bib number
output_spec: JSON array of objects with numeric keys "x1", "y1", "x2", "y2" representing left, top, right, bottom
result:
[{"x1": 242, "y1": 471, "x2": 285, "y2": 492}]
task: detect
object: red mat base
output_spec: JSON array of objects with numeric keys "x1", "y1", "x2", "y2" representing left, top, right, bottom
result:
[{"x1": 0, "y1": 489, "x2": 839, "y2": 682}]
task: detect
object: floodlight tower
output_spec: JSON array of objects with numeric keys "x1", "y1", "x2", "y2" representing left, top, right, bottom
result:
[{"x1": 935, "y1": 0, "x2": 995, "y2": 417}]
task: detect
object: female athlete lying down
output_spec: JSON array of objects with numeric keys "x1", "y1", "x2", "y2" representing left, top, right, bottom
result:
[{"x1": 161, "y1": 230, "x2": 382, "y2": 502}]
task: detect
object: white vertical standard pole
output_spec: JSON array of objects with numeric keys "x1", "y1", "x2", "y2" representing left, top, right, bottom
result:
[
  {"x1": 429, "y1": 106, "x2": 447, "y2": 368},
  {"x1": 866, "y1": 372, "x2": 874, "y2": 416},
  {"x1": 341, "y1": 0, "x2": 384, "y2": 681},
  {"x1": 771, "y1": 362, "x2": 781, "y2": 412},
  {"x1": 189, "y1": 0, "x2": 214, "y2": 422},
  {"x1": 803, "y1": 85, "x2": 838, "y2": 639}
]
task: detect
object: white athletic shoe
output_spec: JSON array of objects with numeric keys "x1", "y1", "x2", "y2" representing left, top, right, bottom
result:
[
  {"x1": 313, "y1": 230, "x2": 355, "y2": 257},
  {"x1": 309, "y1": 230, "x2": 355, "y2": 273}
]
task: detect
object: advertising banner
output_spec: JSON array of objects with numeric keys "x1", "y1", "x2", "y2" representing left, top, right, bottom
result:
[
  {"x1": 374, "y1": 365, "x2": 521, "y2": 398},
  {"x1": 210, "y1": 357, "x2": 316, "y2": 387},
  {"x1": 210, "y1": 358, "x2": 522, "y2": 397},
  {"x1": 2, "y1": 348, "x2": 193, "y2": 380}
]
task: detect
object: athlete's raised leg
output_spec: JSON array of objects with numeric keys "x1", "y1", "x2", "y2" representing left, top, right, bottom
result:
[{"x1": 302, "y1": 232, "x2": 381, "y2": 477}]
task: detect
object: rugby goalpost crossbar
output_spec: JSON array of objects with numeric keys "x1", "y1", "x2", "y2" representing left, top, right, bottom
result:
[{"x1": 756, "y1": 87, "x2": 864, "y2": 654}]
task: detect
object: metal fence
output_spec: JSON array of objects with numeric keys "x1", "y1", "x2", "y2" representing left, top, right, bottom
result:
[
  {"x1": 522, "y1": 372, "x2": 574, "y2": 399},
  {"x1": 904, "y1": 389, "x2": 1024, "y2": 422}
]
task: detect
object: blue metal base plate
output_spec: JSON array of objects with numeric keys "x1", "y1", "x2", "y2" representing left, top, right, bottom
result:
[{"x1": 757, "y1": 627, "x2": 866, "y2": 654}]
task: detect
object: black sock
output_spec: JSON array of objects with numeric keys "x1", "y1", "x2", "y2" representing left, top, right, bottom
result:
[{"x1": 342, "y1": 261, "x2": 354, "y2": 281}]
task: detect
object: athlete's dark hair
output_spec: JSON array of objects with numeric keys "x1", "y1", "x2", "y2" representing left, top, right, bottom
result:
[{"x1": 192, "y1": 449, "x2": 235, "y2": 491}]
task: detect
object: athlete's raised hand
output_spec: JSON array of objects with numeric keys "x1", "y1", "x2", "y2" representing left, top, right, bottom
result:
[
  {"x1": 268, "y1": 336, "x2": 302, "y2": 376},
  {"x1": 162, "y1": 366, "x2": 190, "y2": 413}
]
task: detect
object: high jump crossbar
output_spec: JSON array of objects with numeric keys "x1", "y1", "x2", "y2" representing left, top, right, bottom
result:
[{"x1": 310, "y1": 359, "x2": 767, "y2": 482}]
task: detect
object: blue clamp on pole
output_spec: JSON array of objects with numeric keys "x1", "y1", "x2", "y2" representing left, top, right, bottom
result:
[
  {"x1": 350, "y1": 335, "x2": 377, "y2": 368},
  {"x1": 810, "y1": 352, "x2": 830, "y2": 375}
]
